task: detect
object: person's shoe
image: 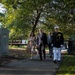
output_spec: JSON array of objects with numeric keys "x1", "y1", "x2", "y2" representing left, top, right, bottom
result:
[
  {"x1": 50, "y1": 55, "x2": 52, "y2": 58},
  {"x1": 53, "y1": 60, "x2": 57, "y2": 63},
  {"x1": 58, "y1": 60, "x2": 61, "y2": 63}
]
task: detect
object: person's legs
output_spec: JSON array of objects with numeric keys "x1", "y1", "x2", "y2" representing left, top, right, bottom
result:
[
  {"x1": 53, "y1": 47, "x2": 57, "y2": 62},
  {"x1": 50, "y1": 46, "x2": 53, "y2": 57},
  {"x1": 30, "y1": 52, "x2": 33, "y2": 59},
  {"x1": 48, "y1": 43, "x2": 52, "y2": 57},
  {"x1": 57, "y1": 48, "x2": 61, "y2": 61},
  {"x1": 38, "y1": 44, "x2": 42, "y2": 60},
  {"x1": 43, "y1": 46, "x2": 46, "y2": 59},
  {"x1": 30, "y1": 46, "x2": 34, "y2": 59}
]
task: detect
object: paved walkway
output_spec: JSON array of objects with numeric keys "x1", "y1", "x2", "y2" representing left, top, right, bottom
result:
[
  {"x1": 0, "y1": 56, "x2": 60, "y2": 75},
  {"x1": 0, "y1": 50, "x2": 65, "y2": 75}
]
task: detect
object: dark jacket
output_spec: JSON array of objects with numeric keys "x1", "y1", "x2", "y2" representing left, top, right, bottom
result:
[
  {"x1": 52, "y1": 32, "x2": 64, "y2": 48},
  {"x1": 36, "y1": 32, "x2": 47, "y2": 46}
]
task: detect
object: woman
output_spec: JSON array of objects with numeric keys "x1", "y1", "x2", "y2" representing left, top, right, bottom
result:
[{"x1": 28, "y1": 32, "x2": 37, "y2": 59}]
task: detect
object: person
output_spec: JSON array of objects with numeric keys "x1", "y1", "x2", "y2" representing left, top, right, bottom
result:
[
  {"x1": 68, "y1": 38, "x2": 73, "y2": 54},
  {"x1": 36, "y1": 28, "x2": 47, "y2": 60},
  {"x1": 51, "y1": 26, "x2": 64, "y2": 63},
  {"x1": 47, "y1": 32, "x2": 53, "y2": 58},
  {"x1": 28, "y1": 32, "x2": 37, "y2": 59}
]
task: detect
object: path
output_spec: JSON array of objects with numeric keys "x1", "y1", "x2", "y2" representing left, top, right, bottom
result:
[{"x1": 0, "y1": 50, "x2": 65, "y2": 75}]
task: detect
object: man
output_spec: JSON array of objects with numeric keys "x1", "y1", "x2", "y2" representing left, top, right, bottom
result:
[
  {"x1": 47, "y1": 32, "x2": 53, "y2": 58},
  {"x1": 36, "y1": 28, "x2": 47, "y2": 60},
  {"x1": 51, "y1": 26, "x2": 64, "y2": 63}
]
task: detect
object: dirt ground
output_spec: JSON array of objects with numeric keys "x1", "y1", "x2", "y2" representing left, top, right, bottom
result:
[
  {"x1": 0, "y1": 49, "x2": 30, "y2": 65},
  {"x1": 9, "y1": 49, "x2": 29, "y2": 58}
]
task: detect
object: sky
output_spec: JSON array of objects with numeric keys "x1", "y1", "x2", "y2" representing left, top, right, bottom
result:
[
  {"x1": 0, "y1": 3, "x2": 6, "y2": 27},
  {"x1": 0, "y1": 3, "x2": 6, "y2": 14}
]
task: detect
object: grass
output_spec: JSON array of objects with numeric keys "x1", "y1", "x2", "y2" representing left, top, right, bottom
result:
[
  {"x1": 9, "y1": 45, "x2": 27, "y2": 48},
  {"x1": 56, "y1": 54, "x2": 75, "y2": 75},
  {"x1": 9, "y1": 45, "x2": 31, "y2": 59}
]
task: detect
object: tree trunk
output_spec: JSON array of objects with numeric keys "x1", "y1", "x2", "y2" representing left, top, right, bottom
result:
[
  {"x1": 27, "y1": 11, "x2": 41, "y2": 54},
  {"x1": 31, "y1": 11, "x2": 41, "y2": 33}
]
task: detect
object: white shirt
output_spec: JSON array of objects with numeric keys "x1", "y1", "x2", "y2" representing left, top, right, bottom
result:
[{"x1": 39, "y1": 33, "x2": 42, "y2": 45}]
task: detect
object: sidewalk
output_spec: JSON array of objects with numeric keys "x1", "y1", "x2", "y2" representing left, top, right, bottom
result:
[{"x1": 0, "y1": 51, "x2": 61, "y2": 75}]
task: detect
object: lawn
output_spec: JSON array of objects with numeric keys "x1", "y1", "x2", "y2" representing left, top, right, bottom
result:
[{"x1": 56, "y1": 54, "x2": 75, "y2": 75}]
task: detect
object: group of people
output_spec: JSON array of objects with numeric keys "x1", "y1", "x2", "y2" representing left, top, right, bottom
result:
[{"x1": 28, "y1": 26, "x2": 64, "y2": 63}]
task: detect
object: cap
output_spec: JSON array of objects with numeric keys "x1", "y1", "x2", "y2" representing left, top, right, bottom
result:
[{"x1": 54, "y1": 25, "x2": 59, "y2": 29}]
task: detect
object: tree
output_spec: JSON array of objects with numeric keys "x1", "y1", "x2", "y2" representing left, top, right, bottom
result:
[{"x1": 0, "y1": 0, "x2": 75, "y2": 39}]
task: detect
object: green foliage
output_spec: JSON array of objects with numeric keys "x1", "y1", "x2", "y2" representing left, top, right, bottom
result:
[
  {"x1": 0, "y1": 0, "x2": 75, "y2": 40},
  {"x1": 57, "y1": 55, "x2": 75, "y2": 75}
]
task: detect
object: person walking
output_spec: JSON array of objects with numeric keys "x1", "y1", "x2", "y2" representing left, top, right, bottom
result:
[
  {"x1": 28, "y1": 32, "x2": 37, "y2": 59},
  {"x1": 51, "y1": 26, "x2": 64, "y2": 63},
  {"x1": 47, "y1": 32, "x2": 53, "y2": 58},
  {"x1": 36, "y1": 28, "x2": 47, "y2": 60}
]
